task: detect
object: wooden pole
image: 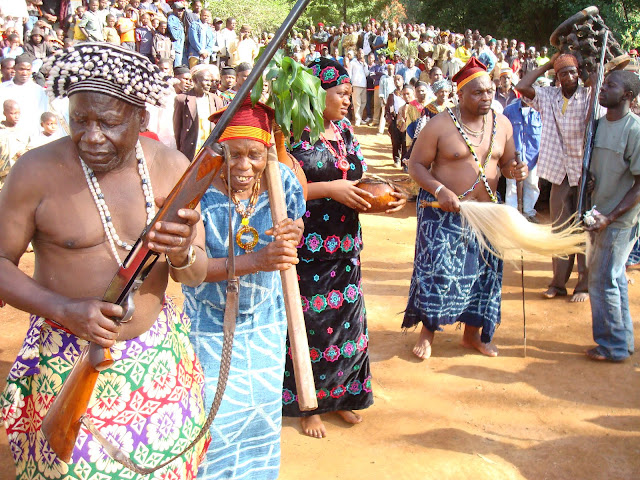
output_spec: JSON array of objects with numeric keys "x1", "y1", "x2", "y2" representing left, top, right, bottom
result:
[
  {"x1": 264, "y1": 140, "x2": 317, "y2": 411},
  {"x1": 516, "y1": 152, "x2": 527, "y2": 358}
]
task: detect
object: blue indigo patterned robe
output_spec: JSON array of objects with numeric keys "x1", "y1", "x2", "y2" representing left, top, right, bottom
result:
[
  {"x1": 183, "y1": 166, "x2": 305, "y2": 480},
  {"x1": 402, "y1": 190, "x2": 503, "y2": 343}
]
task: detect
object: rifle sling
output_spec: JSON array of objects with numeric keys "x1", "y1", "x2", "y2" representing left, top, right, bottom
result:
[{"x1": 80, "y1": 149, "x2": 239, "y2": 474}]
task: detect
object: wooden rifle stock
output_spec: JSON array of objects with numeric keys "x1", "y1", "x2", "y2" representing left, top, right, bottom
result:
[{"x1": 42, "y1": 145, "x2": 225, "y2": 462}]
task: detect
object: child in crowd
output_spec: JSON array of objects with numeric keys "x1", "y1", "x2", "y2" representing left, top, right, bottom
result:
[
  {"x1": 135, "y1": 12, "x2": 155, "y2": 62},
  {"x1": 0, "y1": 100, "x2": 30, "y2": 188},
  {"x1": 2, "y1": 34, "x2": 24, "y2": 59},
  {"x1": 29, "y1": 112, "x2": 61, "y2": 149},
  {"x1": 72, "y1": 6, "x2": 87, "y2": 42},
  {"x1": 117, "y1": 6, "x2": 137, "y2": 49},
  {"x1": 152, "y1": 20, "x2": 174, "y2": 63},
  {"x1": 103, "y1": 14, "x2": 121, "y2": 44}
]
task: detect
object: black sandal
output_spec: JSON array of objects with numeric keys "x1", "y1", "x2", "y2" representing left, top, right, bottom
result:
[{"x1": 586, "y1": 346, "x2": 624, "y2": 363}]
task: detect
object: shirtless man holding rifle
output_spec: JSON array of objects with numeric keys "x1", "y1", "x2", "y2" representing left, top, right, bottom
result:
[{"x1": 0, "y1": 44, "x2": 211, "y2": 479}]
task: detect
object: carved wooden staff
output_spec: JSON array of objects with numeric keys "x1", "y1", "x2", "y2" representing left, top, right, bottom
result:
[{"x1": 264, "y1": 128, "x2": 317, "y2": 410}]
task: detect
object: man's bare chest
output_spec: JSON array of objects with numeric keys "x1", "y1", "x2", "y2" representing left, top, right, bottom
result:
[{"x1": 34, "y1": 178, "x2": 153, "y2": 251}]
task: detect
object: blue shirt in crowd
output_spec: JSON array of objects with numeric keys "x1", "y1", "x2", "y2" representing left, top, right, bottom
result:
[{"x1": 503, "y1": 99, "x2": 542, "y2": 169}]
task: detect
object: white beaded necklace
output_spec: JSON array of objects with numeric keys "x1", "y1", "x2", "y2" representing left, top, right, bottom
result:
[{"x1": 80, "y1": 141, "x2": 156, "y2": 264}]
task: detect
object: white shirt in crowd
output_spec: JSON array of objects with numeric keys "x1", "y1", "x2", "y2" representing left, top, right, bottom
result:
[
  {"x1": 348, "y1": 59, "x2": 368, "y2": 88},
  {"x1": 0, "y1": 79, "x2": 49, "y2": 137}
]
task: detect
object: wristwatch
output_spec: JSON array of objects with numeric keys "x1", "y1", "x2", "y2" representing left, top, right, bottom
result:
[{"x1": 167, "y1": 246, "x2": 196, "y2": 270}]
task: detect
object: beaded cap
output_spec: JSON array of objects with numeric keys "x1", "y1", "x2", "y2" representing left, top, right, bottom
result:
[
  {"x1": 44, "y1": 42, "x2": 170, "y2": 108},
  {"x1": 308, "y1": 57, "x2": 351, "y2": 91}
]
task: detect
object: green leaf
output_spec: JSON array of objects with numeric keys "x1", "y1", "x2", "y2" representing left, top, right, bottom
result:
[
  {"x1": 259, "y1": 49, "x2": 328, "y2": 145},
  {"x1": 251, "y1": 77, "x2": 263, "y2": 106}
]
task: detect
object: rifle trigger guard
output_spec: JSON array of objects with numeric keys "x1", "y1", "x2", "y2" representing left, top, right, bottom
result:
[{"x1": 118, "y1": 289, "x2": 138, "y2": 324}]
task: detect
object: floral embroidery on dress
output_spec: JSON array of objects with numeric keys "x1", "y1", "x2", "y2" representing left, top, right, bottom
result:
[
  {"x1": 300, "y1": 281, "x2": 362, "y2": 313},
  {"x1": 284, "y1": 115, "x2": 373, "y2": 417}
]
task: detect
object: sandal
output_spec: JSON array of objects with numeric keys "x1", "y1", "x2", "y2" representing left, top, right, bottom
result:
[{"x1": 586, "y1": 346, "x2": 625, "y2": 363}]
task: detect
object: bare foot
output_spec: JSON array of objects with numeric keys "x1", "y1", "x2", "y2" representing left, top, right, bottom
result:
[
  {"x1": 542, "y1": 286, "x2": 567, "y2": 299},
  {"x1": 300, "y1": 415, "x2": 326, "y2": 439},
  {"x1": 461, "y1": 325, "x2": 498, "y2": 357},
  {"x1": 412, "y1": 325, "x2": 434, "y2": 359},
  {"x1": 570, "y1": 292, "x2": 589, "y2": 303},
  {"x1": 336, "y1": 410, "x2": 362, "y2": 424}
]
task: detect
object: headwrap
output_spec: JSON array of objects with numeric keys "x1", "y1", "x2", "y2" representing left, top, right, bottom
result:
[
  {"x1": 553, "y1": 54, "x2": 579, "y2": 73},
  {"x1": 451, "y1": 57, "x2": 489, "y2": 90},
  {"x1": 308, "y1": 57, "x2": 350, "y2": 91},
  {"x1": 45, "y1": 43, "x2": 170, "y2": 108},
  {"x1": 500, "y1": 68, "x2": 514, "y2": 78},
  {"x1": 191, "y1": 64, "x2": 219, "y2": 80},
  {"x1": 209, "y1": 96, "x2": 275, "y2": 147},
  {"x1": 431, "y1": 79, "x2": 451, "y2": 93}
]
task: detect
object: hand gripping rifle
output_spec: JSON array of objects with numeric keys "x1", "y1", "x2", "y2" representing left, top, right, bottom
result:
[{"x1": 42, "y1": 0, "x2": 314, "y2": 470}]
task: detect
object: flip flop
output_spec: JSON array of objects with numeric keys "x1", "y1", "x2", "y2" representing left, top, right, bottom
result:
[{"x1": 586, "y1": 346, "x2": 625, "y2": 363}]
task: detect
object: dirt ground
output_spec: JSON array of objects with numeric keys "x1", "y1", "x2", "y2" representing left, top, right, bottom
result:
[{"x1": 1, "y1": 126, "x2": 639, "y2": 480}]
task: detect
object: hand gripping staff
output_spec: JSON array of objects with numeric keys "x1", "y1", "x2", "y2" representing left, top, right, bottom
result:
[{"x1": 41, "y1": 0, "x2": 315, "y2": 471}]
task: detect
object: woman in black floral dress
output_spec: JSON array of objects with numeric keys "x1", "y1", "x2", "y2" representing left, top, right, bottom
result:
[{"x1": 282, "y1": 58, "x2": 405, "y2": 438}]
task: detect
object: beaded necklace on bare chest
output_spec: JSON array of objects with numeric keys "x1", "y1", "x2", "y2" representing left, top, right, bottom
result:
[{"x1": 80, "y1": 141, "x2": 156, "y2": 264}]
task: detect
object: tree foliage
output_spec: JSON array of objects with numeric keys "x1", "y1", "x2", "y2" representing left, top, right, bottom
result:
[
  {"x1": 203, "y1": 0, "x2": 639, "y2": 49},
  {"x1": 298, "y1": 0, "x2": 387, "y2": 26},
  {"x1": 406, "y1": 0, "x2": 640, "y2": 49},
  {"x1": 205, "y1": 0, "x2": 293, "y2": 33},
  {"x1": 380, "y1": 0, "x2": 407, "y2": 24},
  {"x1": 205, "y1": 0, "x2": 391, "y2": 32}
]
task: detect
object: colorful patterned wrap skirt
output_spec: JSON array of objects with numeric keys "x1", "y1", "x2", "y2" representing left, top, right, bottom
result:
[
  {"x1": 1, "y1": 297, "x2": 210, "y2": 480},
  {"x1": 282, "y1": 255, "x2": 374, "y2": 416},
  {"x1": 402, "y1": 190, "x2": 504, "y2": 343}
]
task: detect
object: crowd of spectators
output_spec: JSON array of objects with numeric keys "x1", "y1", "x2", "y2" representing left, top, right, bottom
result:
[{"x1": 1, "y1": 1, "x2": 639, "y2": 186}]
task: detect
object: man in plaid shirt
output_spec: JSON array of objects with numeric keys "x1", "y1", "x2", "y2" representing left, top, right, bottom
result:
[{"x1": 516, "y1": 53, "x2": 591, "y2": 302}]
